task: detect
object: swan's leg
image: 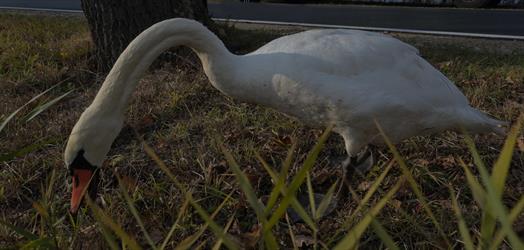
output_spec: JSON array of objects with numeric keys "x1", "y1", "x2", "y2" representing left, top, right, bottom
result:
[
  {"x1": 341, "y1": 146, "x2": 374, "y2": 178},
  {"x1": 337, "y1": 129, "x2": 374, "y2": 180}
]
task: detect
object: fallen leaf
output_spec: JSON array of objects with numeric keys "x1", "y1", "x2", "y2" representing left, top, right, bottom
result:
[
  {"x1": 240, "y1": 223, "x2": 261, "y2": 249},
  {"x1": 140, "y1": 114, "x2": 155, "y2": 127},
  {"x1": 358, "y1": 181, "x2": 371, "y2": 191},
  {"x1": 294, "y1": 234, "x2": 315, "y2": 248},
  {"x1": 391, "y1": 199, "x2": 402, "y2": 210}
]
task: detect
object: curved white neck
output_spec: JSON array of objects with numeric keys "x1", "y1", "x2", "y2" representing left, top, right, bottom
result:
[{"x1": 91, "y1": 18, "x2": 236, "y2": 115}]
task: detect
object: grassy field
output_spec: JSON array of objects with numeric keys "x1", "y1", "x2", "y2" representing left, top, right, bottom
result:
[{"x1": 0, "y1": 12, "x2": 523, "y2": 249}]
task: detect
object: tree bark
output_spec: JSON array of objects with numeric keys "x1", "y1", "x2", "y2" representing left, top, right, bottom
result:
[{"x1": 80, "y1": 0, "x2": 211, "y2": 72}]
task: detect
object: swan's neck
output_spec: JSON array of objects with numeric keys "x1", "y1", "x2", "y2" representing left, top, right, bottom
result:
[{"x1": 92, "y1": 18, "x2": 236, "y2": 115}]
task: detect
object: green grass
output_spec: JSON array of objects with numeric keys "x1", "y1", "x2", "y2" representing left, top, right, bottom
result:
[{"x1": 1, "y1": 12, "x2": 523, "y2": 249}]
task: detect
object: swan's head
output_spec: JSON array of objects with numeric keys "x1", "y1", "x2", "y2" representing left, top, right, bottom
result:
[{"x1": 64, "y1": 107, "x2": 124, "y2": 213}]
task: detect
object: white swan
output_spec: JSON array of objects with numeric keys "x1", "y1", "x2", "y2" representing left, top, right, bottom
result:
[{"x1": 65, "y1": 18, "x2": 504, "y2": 213}]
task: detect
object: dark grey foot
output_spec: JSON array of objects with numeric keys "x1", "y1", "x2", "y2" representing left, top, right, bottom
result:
[{"x1": 342, "y1": 147, "x2": 375, "y2": 179}]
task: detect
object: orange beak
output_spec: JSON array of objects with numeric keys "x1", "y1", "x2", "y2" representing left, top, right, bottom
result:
[{"x1": 70, "y1": 169, "x2": 93, "y2": 214}]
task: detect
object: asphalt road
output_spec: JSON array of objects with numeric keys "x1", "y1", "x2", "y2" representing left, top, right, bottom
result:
[{"x1": 0, "y1": 0, "x2": 523, "y2": 36}]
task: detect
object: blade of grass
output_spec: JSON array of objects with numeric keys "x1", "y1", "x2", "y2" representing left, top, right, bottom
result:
[
  {"x1": 85, "y1": 197, "x2": 142, "y2": 250},
  {"x1": 376, "y1": 120, "x2": 450, "y2": 248},
  {"x1": 116, "y1": 174, "x2": 157, "y2": 250},
  {"x1": 464, "y1": 133, "x2": 524, "y2": 249},
  {"x1": 257, "y1": 151, "x2": 317, "y2": 232},
  {"x1": 44, "y1": 168, "x2": 57, "y2": 203},
  {"x1": 352, "y1": 160, "x2": 394, "y2": 219},
  {"x1": 143, "y1": 143, "x2": 239, "y2": 250},
  {"x1": 0, "y1": 80, "x2": 67, "y2": 134},
  {"x1": 480, "y1": 115, "x2": 523, "y2": 246},
  {"x1": 0, "y1": 220, "x2": 38, "y2": 241},
  {"x1": 490, "y1": 195, "x2": 524, "y2": 250},
  {"x1": 265, "y1": 125, "x2": 333, "y2": 232},
  {"x1": 220, "y1": 144, "x2": 278, "y2": 249},
  {"x1": 315, "y1": 179, "x2": 338, "y2": 220},
  {"x1": 285, "y1": 214, "x2": 299, "y2": 250},
  {"x1": 370, "y1": 219, "x2": 399, "y2": 250},
  {"x1": 20, "y1": 237, "x2": 54, "y2": 249},
  {"x1": 331, "y1": 160, "x2": 399, "y2": 250},
  {"x1": 482, "y1": 115, "x2": 523, "y2": 246},
  {"x1": 449, "y1": 187, "x2": 474, "y2": 250},
  {"x1": 305, "y1": 171, "x2": 319, "y2": 250},
  {"x1": 333, "y1": 177, "x2": 404, "y2": 250},
  {"x1": 458, "y1": 158, "x2": 486, "y2": 209},
  {"x1": 306, "y1": 172, "x2": 317, "y2": 218},
  {"x1": 258, "y1": 143, "x2": 295, "y2": 214},
  {"x1": 462, "y1": 132, "x2": 496, "y2": 246},
  {"x1": 328, "y1": 160, "x2": 395, "y2": 244},
  {"x1": 188, "y1": 195, "x2": 239, "y2": 250},
  {"x1": 194, "y1": 239, "x2": 208, "y2": 250},
  {"x1": 32, "y1": 202, "x2": 49, "y2": 220},
  {"x1": 160, "y1": 198, "x2": 190, "y2": 250},
  {"x1": 220, "y1": 145, "x2": 265, "y2": 219},
  {"x1": 98, "y1": 224, "x2": 121, "y2": 250},
  {"x1": 143, "y1": 143, "x2": 185, "y2": 191},
  {"x1": 175, "y1": 192, "x2": 234, "y2": 250},
  {"x1": 211, "y1": 213, "x2": 236, "y2": 250},
  {"x1": 0, "y1": 138, "x2": 59, "y2": 163},
  {"x1": 491, "y1": 115, "x2": 523, "y2": 196},
  {"x1": 24, "y1": 89, "x2": 74, "y2": 122}
]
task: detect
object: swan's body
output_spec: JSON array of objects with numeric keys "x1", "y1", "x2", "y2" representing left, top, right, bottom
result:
[{"x1": 65, "y1": 18, "x2": 503, "y2": 212}]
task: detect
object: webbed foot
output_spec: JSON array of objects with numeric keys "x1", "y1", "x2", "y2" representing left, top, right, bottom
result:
[{"x1": 342, "y1": 146, "x2": 375, "y2": 180}]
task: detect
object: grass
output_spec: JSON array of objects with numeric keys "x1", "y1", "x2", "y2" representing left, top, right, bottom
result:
[{"x1": 1, "y1": 11, "x2": 523, "y2": 249}]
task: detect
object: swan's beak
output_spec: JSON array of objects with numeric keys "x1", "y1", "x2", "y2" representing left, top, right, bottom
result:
[{"x1": 70, "y1": 168, "x2": 93, "y2": 214}]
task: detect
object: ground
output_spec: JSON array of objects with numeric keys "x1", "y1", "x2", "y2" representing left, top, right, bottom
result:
[{"x1": 0, "y1": 11, "x2": 523, "y2": 249}]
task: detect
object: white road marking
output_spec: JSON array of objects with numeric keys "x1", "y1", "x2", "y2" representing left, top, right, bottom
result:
[
  {"x1": 213, "y1": 18, "x2": 524, "y2": 40},
  {"x1": 0, "y1": 6, "x2": 82, "y2": 13},
  {"x1": 1, "y1": 6, "x2": 523, "y2": 40}
]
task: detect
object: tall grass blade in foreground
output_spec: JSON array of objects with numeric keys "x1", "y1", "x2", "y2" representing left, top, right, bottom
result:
[
  {"x1": 0, "y1": 79, "x2": 72, "y2": 134},
  {"x1": 221, "y1": 144, "x2": 279, "y2": 249},
  {"x1": 143, "y1": 143, "x2": 239, "y2": 249},
  {"x1": 256, "y1": 149, "x2": 317, "y2": 232},
  {"x1": 376, "y1": 120, "x2": 451, "y2": 248},
  {"x1": 98, "y1": 224, "x2": 120, "y2": 250},
  {"x1": 328, "y1": 160, "x2": 395, "y2": 244},
  {"x1": 160, "y1": 199, "x2": 190, "y2": 250},
  {"x1": 449, "y1": 187, "x2": 474, "y2": 250},
  {"x1": 479, "y1": 114, "x2": 523, "y2": 246},
  {"x1": 370, "y1": 219, "x2": 399, "y2": 250},
  {"x1": 333, "y1": 177, "x2": 404, "y2": 250},
  {"x1": 116, "y1": 174, "x2": 157, "y2": 249},
  {"x1": 174, "y1": 192, "x2": 234, "y2": 250},
  {"x1": 0, "y1": 220, "x2": 39, "y2": 242},
  {"x1": 211, "y1": 214, "x2": 236, "y2": 250},
  {"x1": 490, "y1": 195, "x2": 524, "y2": 250},
  {"x1": 265, "y1": 125, "x2": 333, "y2": 232},
  {"x1": 85, "y1": 197, "x2": 142, "y2": 250},
  {"x1": 258, "y1": 143, "x2": 296, "y2": 214},
  {"x1": 24, "y1": 89, "x2": 74, "y2": 122},
  {"x1": 463, "y1": 114, "x2": 524, "y2": 249}
]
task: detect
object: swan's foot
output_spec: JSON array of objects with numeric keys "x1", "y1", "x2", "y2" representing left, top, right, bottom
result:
[{"x1": 342, "y1": 146, "x2": 374, "y2": 179}]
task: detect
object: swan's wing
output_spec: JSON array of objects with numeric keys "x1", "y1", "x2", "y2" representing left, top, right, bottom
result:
[
  {"x1": 268, "y1": 60, "x2": 471, "y2": 131},
  {"x1": 251, "y1": 29, "x2": 419, "y2": 76},
  {"x1": 250, "y1": 29, "x2": 469, "y2": 108}
]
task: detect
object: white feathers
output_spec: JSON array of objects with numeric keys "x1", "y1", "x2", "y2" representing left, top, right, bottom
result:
[{"x1": 65, "y1": 18, "x2": 504, "y2": 167}]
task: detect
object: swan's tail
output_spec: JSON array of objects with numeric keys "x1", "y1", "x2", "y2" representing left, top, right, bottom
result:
[{"x1": 460, "y1": 107, "x2": 508, "y2": 136}]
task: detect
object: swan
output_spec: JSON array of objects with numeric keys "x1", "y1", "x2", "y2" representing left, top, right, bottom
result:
[{"x1": 65, "y1": 18, "x2": 504, "y2": 213}]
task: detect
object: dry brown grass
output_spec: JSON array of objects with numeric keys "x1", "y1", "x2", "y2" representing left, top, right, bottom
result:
[{"x1": 1, "y1": 12, "x2": 523, "y2": 249}]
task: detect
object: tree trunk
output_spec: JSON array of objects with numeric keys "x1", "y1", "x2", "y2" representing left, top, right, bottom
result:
[{"x1": 80, "y1": 0, "x2": 211, "y2": 72}]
